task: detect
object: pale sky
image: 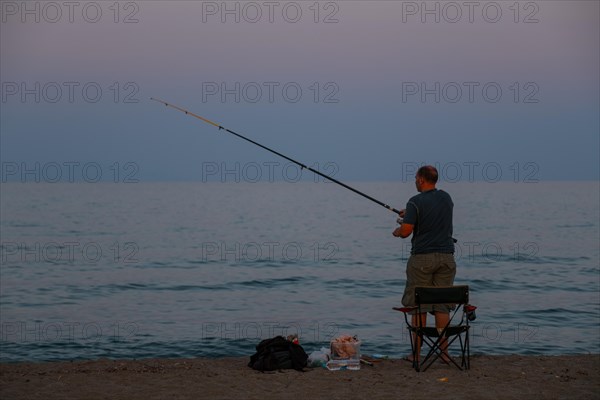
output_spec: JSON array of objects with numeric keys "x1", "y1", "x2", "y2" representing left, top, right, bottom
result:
[{"x1": 1, "y1": 1, "x2": 598, "y2": 182}]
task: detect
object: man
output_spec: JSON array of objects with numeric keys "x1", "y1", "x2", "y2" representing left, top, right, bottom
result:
[{"x1": 393, "y1": 165, "x2": 456, "y2": 362}]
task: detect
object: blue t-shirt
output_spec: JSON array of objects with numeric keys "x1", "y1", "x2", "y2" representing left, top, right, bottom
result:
[{"x1": 403, "y1": 189, "x2": 454, "y2": 255}]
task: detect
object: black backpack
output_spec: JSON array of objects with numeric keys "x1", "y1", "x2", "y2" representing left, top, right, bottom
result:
[{"x1": 248, "y1": 336, "x2": 308, "y2": 371}]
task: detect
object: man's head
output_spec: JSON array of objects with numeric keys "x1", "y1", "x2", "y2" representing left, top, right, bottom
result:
[{"x1": 415, "y1": 165, "x2": 438, "y2": 192}]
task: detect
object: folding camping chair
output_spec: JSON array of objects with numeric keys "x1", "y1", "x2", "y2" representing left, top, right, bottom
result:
[{"x1": 393, "y1": 285, "x2": 477, "y2": 372}]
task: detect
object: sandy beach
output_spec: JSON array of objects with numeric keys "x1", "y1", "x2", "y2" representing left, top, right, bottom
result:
[{"x1": 1, "y1": 355, "x2": 598, "y2": 400}]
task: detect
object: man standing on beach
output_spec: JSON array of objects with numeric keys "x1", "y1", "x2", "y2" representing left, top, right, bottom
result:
[{"x1": 392, "y1": 165, "x2": 456, "y2": 361}]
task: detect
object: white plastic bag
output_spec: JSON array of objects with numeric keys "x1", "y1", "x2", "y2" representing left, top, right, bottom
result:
[{"x1": 307, "y1": 347, "x2": 330, "y2": 368}]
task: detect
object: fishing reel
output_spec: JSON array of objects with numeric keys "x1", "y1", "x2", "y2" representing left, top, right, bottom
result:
[{"x1": 396, "y1": 217, "x2": 403, "y2": 225}]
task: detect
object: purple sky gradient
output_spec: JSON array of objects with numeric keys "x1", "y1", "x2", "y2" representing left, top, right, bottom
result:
[{"x1": 1, "y1": 1, "x2": 598, "y2": 181}]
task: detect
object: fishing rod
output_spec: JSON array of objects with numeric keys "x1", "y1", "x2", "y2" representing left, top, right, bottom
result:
[{"x1": 150, "y1": 97, "x2": 402, "y2": 216}]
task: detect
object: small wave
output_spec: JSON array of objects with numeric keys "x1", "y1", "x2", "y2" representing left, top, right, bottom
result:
[
  {"x1": 468, "y1": 279, "x2": 513, "y2": 291},
  {"x1": 520, "y1": 307, "x2": 591, "y2": 315},
  {"x1": 4, "y1": 222, "x2": 42, "y2": 228},
  {"x1": 556, "y1": 223, "x2": 595, "y2": 228},
  {"x1": 234, "y1": 276, "x2": 309, "y2": 289}
]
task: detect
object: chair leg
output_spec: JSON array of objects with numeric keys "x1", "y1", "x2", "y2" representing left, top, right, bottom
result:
[
  {"x1": 410, "y1": 313, "x2": 427, "y2": 372},
  {"x1": 414, "y1": 332, "x2": 424, "y2": 372},
  {"x1": 420, "y1": 335, "x2": 446, "y2": 372},
  {"x1": 458, "y1": 335, "x2": 466, "y2": 369},
  {"x1": 421, "y1": 334, "x2": 467, "y2": 372},
  {"x1": 407, "y1": 327, "x2": 415, "y2": 369},
  {"x1": 457, "y1": 327, "x2": 470, "y2": 370},
  {"x1": 465, "y1": 329, "x2": 470, "y2": 370}
]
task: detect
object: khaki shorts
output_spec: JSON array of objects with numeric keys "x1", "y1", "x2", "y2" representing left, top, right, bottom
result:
[{"x1": 401, "y1": 253, "x2": 456, "y2": 314}]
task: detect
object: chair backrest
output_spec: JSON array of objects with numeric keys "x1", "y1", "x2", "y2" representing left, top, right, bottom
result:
[{"x1": 415, "y1": 285, "x2": 469, "y2": 305}]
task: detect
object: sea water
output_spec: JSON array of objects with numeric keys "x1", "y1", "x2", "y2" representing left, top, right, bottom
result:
[{"x1": 0, "y1": 181, "x2": 598, "y2": 362}]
